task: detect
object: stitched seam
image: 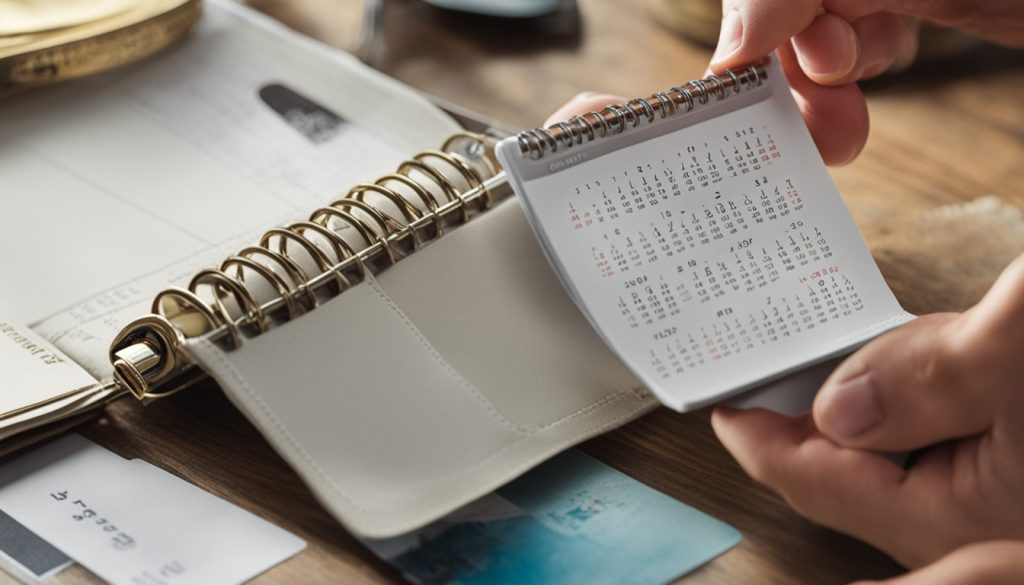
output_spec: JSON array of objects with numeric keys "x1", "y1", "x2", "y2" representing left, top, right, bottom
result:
[
  {"x1": 365, "y1": 274, "x2": 525, "y2": 433},
  {"x1": 366, "y1": 274, "x2": 646, "y2": 432},
  {"x1": 194, "y1": 337, "x2": 366, "y2": 509},
  {"x1": 190, "y1": 336, "x2": 653, "y2": 514},
  {"x1": 365, "y1": 394, "x2": 659, "y2": 509}
]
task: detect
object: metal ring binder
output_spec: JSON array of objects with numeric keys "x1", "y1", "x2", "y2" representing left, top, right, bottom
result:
[
  {"x1": 515, "y1": 63, "x2": 767, "y2": 160},
  {"x1": 109, "y1": 133, "x2": 506, "y2": 400}
]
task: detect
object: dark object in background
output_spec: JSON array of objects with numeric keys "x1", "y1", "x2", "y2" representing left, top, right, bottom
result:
[
  {"x1": 422, "y1": 0, "x2": 580, "y2": 37},
  {"x1": 356, "y1": 0, "x2": 580, "y2": 63},
  {"x1": 259, "y1": 83, "x2": 346, "y2": 144},
  {"x1": 421, "y1": 0, "x2": 560, "y2": 19}
]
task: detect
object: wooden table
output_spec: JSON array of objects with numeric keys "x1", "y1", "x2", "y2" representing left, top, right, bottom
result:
[{"x1": 53, "y1": 1, "x2": 1024, "y2": 583}]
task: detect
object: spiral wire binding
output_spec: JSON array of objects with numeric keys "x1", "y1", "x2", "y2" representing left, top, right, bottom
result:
[
  {"x1": 109, "y1": 132, "x2": 506, "y2": 400},
  {"x1": 515, "y1": 63, "x2": 766, "y2": 160}
]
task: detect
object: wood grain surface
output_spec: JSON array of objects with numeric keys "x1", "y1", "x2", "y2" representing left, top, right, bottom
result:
[{"x1": 37, "y1": 0, "x2": 1024, "y2": 583}]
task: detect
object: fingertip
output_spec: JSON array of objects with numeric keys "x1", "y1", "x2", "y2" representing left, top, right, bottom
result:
[
  {"x1": 791, "y1": 14, "x2": 859, "y2": 84},
  {"x1": 779, "y1": 44, "x2": 868, "y2": 166},
  {"x1": 709, "y1": 8, "x2": 745, "y2": 71},
  {"x1": 955, "y1": 251, "x2": 1024, "y2": 349},
  {"x1": 710, "y1": 0, "x2": 822, "y2": 73},
  {"x1": 711, "y1": 407, "x2": 812, "y2": 481}
]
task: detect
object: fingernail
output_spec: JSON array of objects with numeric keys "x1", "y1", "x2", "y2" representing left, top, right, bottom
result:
[
  {"x1": 711, "y1": 9, "x2": 743, "y2": 64},
  {"x1": 820, "y1": 372, "x2": 882, "y2": 439},
  {"x1": 792, "y1": 20, "x2": 858, "y2": 80}
]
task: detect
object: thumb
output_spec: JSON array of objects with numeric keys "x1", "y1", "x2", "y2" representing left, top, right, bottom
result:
[
  {"x1": 812, "y1": 313, "x2": 993, "y2": 451},
  {"x1": 814, "y1": 255, "x2": 1024, "y2": 451},
  {"x1": 709, "y1": 0, "x2": 824, "y2": 71},
  {"x1": 851, "y1": 540, "x2": 1024, "y2": 585}
]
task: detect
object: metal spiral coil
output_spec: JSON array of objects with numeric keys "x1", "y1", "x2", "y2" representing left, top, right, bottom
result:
[
  {"x1": 109, "y1": 132, "x2": 505, "y2": 400},
  {"x1": 515, "y1": 63, "x2": 767, "y2": 160}
]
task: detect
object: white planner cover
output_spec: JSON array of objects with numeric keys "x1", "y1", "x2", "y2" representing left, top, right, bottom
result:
[{"x1": 186, "y1": 199, "x2": 659, "y2": 538}]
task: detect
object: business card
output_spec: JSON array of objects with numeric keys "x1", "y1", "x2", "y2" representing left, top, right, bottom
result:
[
  {"x1": 0, "y1": 435, "x2": 305, "y2": 585},
  {"x1": 363, "y1": 450, "x2": 741, "y2": 585}
]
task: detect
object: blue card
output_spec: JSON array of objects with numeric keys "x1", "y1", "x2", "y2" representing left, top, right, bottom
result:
[{"x1": 363, "y1": 450, "x2": 740, "y2": 585}]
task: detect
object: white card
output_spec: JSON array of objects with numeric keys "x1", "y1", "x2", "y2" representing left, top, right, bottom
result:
[
  {"x1": 0, "y1": 435, "x2": 306, "y2": 585},
  {"x1": 0, "y1": 321, "x2": 97, "y2": 414}
]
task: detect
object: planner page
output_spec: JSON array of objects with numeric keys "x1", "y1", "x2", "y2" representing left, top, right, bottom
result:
[
  {"x1": 498, "y1": 57, "x2": 912, "y2": 411},
  {"x1": 0, "y1": 0, "x2": 459, "y2": 378}
]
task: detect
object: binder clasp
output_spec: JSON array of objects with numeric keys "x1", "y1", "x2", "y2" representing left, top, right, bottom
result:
[{"x1": 109, "y1": 315, "x2": 187, "y2": 401}]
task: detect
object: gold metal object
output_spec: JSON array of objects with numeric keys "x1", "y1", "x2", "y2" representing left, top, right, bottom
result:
[
  {"x1": 109, "y1": 133, "x2": 511, "y2": 400},
  {"x1": 0, "y1": 0, "x2": 201, "y2": 92}
]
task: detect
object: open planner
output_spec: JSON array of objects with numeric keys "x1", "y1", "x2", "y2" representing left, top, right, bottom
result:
[{"x1": 0, "y1": 0, "x2": 909, "y2": 539}]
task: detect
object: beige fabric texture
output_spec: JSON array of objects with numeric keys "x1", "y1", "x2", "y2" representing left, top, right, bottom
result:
[{"x1": 185, "y1": 199, "x2": 657, "y2": 538}]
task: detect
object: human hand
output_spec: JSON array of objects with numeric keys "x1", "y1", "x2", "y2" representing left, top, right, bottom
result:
[
  {"x1": 712, "y1": 253, "x2": 1024, "y2": 573},
  {"x1": 851, "y1": 540, "x2": 1024, "y2": 585},
  {"x1": 708, "y1": 0, "x2": 1024, "y2": 165}
]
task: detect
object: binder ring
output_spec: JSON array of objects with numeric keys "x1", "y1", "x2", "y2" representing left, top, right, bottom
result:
[
  {"x1": 724, "y1": 70, "x2": 741, "y2": 93},
  {"x1": 350, "y1": 183, "x2": 423, "y2": 223},
  {"x1": 155, "y1": 279, "x2": 243, "y2": 350},
  {"x1": 555, "y1": 122, "x2": 574, "y2": 148},
  {"x1": 604, "y1": 105, "x2": 631, "y2": 132},
  {"x1": 520, "y1": 132, "x2": 543, "y2": 159},
  {"x1": 377, "y1": 173, "x2": 445, "y2": 236},
  {"x1": 706, "y1": 75, "x2": 727, "y2": 100},
  {"x1": 670, "y1": 86, "x2": 695, "y2": 112},
  {"x1": 221, "y1": 255, "x2": 299, "y2": 320},
  {"x1": 415, "y1": 150, "x2": 492, "y2": 207},
  {"x1": 628, "y1": 98, "x2": 656, "y2": 124},
  {"x1": 187, "y1": 269, "x2": 260, "y2": 346},
  {"x1": 150, "y1": 287, "x2": 219, "y2": 338},
  {"x1": 746, "y1": 64, "x2": 761, "y2": 86},
  {"x1": 571, "y1": 115, "x2": 596, "y2": 141},
  {"x1": 238, "y1": 245, "x2": 317, "y2": 311},
  {"x1": 588, "y1": 111, "x2": 610, "y2": 137},
  {"x1": 189, "y1": 268, "x2": 268, "y2": 334},
  {"x1": 330, "y1": 198, "x2": 406, "y2": 264},
  {"x1": 537, "y1": 128, "x2": 558, "y2": 153},
  {"x1": 286, "y1": 220, "x2": 365, "y2": 279},
  {"x1": 398, "y1": 158, "x2": 467, "y2": 222},
  {"x1": 653, "y1": 92, "x2": 672, "y2": 117},
  {"x1": 440, "y1": 132, "x2": 499, "y2": 181},
  {"x1": 349, "y1": 183, "x2": 424, "y2": 250},
  {"x1": 310, "y1": 207, "x2": 377, "y2": 249},
  {"x1": 690, "y1": 79, "x2": 709, "y2": 105},
  {"x1": 260, "y1": 226, "x2": 348, "y2": 296}
]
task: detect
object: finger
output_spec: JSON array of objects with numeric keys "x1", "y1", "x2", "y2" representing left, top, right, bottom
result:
[
  {"x1": 711, "y1": 407, "x2": 923, "y2": 561},
  {"x1": 813, "y1": 313, "x2": 996, "y2": 451},
  {"x1": 852, "y1": 540, "x2": 1024, "y2": 585},
  {"x1": 544, "y1": 92, "x2": 626, "y2": 127},
  {"x1": 953, "y1": 252, "x2": 1024, "y2": 357},
  {"x1": 849, "y1": 13, "x2": 919, "y2": 79},
  {"x1": 778, "y1": 44, "x2": 868, "y2": 165},
  {"x1": 822, "y1": 0, "x2": 1024, "y2": 48},
  {"x1": 709, "y1": 0, "x2": 823, "y2": 72},
  {"x1": 790, "y1": 13, "x2": 919, "y2": 85},
  {"x1": 790, "y1": 13, "x2": 859, "y2": 84}
]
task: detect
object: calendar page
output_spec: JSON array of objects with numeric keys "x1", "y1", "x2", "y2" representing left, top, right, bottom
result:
[{"x1": 498, "y1": 57, "x2": 912, "y2": 411}]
